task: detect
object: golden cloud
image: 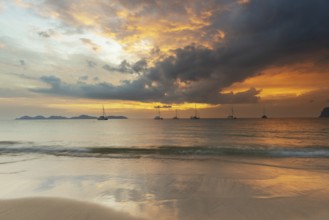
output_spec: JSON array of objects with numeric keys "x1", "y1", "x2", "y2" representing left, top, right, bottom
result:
[
  {"x1": 32, "y1": 1, "x2": 222, "y2": 60},
  {"x1": 222, "y1": 62, "x2": 329, "y2": 100}
]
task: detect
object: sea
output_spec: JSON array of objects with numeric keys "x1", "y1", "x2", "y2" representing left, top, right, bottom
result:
[
  {"x1": 1, "y1": 118, "x2": 329, "y2": 158},
  {"x1": 1, "y1": 118, "x2": 329, "y2": 219}
]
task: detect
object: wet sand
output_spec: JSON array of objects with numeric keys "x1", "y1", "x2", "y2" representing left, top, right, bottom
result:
[
  {"x1": 1, "y1": 155, "x2": 329, "y2": 220},
  {"x1": 0, "y1": 197, "x2": 144, "y2": 220}
]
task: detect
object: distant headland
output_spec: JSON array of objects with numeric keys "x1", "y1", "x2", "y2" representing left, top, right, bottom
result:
[
  {"x1": 319, "y1": 107, "x2": 329, "y2": 118},
  {"x1": 16, "y1": 115, "x2": 128, "y2": 120}
]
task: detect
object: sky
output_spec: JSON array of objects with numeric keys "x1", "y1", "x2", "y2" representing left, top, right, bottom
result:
[{"x1": 0, "y1": 0, "x2": 329, "y2": 119}]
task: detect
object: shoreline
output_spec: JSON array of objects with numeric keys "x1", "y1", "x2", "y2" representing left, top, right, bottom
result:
[
  {"x1": 1, "y1": 155, "x2": 329, "y2": 220},
  {"x1": 0, "y1": 197, "x2": 143, "y2": 220}
]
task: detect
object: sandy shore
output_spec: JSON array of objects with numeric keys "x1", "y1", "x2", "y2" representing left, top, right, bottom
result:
[
  {"x1": 1, "y1": 195, "x2": 329, "y2": 220},
  {"x1": 0, "y1": 197, "x2": 143, "y2": 220},
  {"x1": 1, "y1": 156, "x2": 329, "y2": 219}
]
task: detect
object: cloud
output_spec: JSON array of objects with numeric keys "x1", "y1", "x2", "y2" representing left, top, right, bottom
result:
[
  {"x1": 132, "y1": 59, "x2": 147, "y2": 73},
  {"x1": 80, "y1": 38, "x2": 100, "y2": 51},
  {"x1": 31, "y1": 74, "x2": 260, "y2": 104},
  {"x1": 117, "y1": 60, "x2": 132, "y2": 73},
  {"x1": 30, "y1": 0, "x2": 329, "y2": 105},
  {"x1": 79, "y1": 75, "x2": 88, "y2": 81},
  {"x1": 27, "y1": 0, "x2": 329, "y2": 57},
  {"x1": 31, "y1": 75, "x2": 161, "y2": 101},
  {"x1": 141, "y1": 0, "x2": 329, "y2": 103},
  {"x1": 38, "y1": 29, "x2": 55, "y2": 38},
  {"x1": 38, "y1": 31, "x2": 50, "y2": 38},
  {"x1": 10, "y1": 73, "x2": 36, "y2": 80},
  {"x1": 0, "y1": 88, "x2": 32, "y2": 98},
  {"x1": 31, "y1": 0, "x2": 223, "y2": 54},
  {"x1": 87, "y1": 60, "x2": 97, "y2": 68},
  {"x1": 102, "y1": 60, "x2": 135, "y2": 74},
  {"x1": 19, "y1": 59, "x2": 25, "y2": 66}
]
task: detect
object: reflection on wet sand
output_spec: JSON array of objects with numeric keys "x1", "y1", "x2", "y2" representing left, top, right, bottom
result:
[{"x1": 1, "y1": 156, "x2": 329, "y2": 220}]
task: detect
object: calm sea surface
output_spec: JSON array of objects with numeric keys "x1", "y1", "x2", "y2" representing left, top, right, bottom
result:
[{"x1": 1, "y1": 118, "x2": 329, "y2": 158}]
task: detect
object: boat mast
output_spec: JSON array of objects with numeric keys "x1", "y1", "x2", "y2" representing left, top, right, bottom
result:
[
  {"x1": 261, "y1": 104, "x2": 268, "y2": 118},
  {"x1": 102, "y1": 105, "x2": 106, "y2": 117},
  {"x1": 194, "y1": 104, "x2": 197, "y2": 117}
]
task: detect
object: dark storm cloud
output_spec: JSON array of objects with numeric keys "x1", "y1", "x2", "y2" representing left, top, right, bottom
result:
[
  {"x1": 32, "y1": 0, "x2": 329, "y2": 104},
  {"x1": 142, "y1": 0, "x2": 329, "y2": 103},
  {"x1": 31, "y1": 75, "x2": 162, "y2": 101},
  {"x1": 117, "y1": 60, "x2": 132, "y2": 73},
  {"x1": 102, "y1": 63, "x2": 132, "y2": 74},
  {"x1": 213, "y1": 0, "x2": 329, "y2": 66},
  {"x1": 31, "y1": 74, "x2": 260, "y2": 104},
  {"x1": 132, "y1": 59, "x2": 147, "y2": 74},
  {"x1": 102, "y1": 60, "x2": 142, "y2": 74}
]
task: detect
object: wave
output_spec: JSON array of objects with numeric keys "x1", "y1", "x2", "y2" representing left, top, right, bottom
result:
[
  {"x1": 0, "y1": 141, "x2": 30, "y2": 145},
  {"x1": 1, "y1": 145, "x2": 329, "y2": 159}
]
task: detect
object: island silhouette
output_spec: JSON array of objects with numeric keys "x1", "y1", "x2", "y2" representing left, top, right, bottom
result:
[{"x1": 16, "y1": 115, "x2": 128, "y2": 120}]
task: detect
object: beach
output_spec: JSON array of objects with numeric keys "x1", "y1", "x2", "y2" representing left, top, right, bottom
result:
[
  {"x1": 1, "y1": 154, "x2": 329, "y2": 220},
  {"x1": 0, "y1": 197, "x2": 143, "y2": 220},
  {"x1": 1, "y1": 0, "x2": 329, "y2": 218},
  {"x1": 1, "y1": 118, "x2": 329, "y2": 219}
]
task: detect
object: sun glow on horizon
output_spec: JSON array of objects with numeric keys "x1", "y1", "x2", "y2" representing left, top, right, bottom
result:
[{"x1": 47, "y1": 100, "x2": 216, "y2": 112}]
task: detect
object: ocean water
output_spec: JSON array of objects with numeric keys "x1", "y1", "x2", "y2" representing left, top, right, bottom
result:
[
  {"x1": 1, "y1": 118, "x2": 329, "y2": 220},
  {"x1": 1, "y1": 118, "x2": 329, "y2": 158}
]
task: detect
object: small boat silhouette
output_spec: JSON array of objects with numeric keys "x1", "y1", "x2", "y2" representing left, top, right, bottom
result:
[
  {"x1": 97, "y1": 105, "x2": 108, "y2": 120},
  {"x1": 190, "y1": 104, "x2": 200, "y2": 119}
]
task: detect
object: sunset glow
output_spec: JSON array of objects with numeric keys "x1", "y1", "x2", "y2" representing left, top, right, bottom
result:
[{"x1": 1, "y1": 0, "x2": 328, "y2": 118}]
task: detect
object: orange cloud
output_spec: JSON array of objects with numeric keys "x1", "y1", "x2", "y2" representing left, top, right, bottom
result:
[
  {"x1": 222, "y1": 62, "x2": 329, "y2": 100},
  {"x1": 47, "y1": 1, "x2": 219, "y2": 57},
  {"x1": 109, "y1": 11, "x2": 213, "y2": 53}
]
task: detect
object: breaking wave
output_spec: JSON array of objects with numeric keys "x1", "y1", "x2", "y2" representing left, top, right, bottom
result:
[{"x1": 1, "y1": 144, "x2": 329, "y2": 159}]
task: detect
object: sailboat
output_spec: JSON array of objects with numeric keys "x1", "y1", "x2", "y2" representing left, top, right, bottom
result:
[
  {"x1": 190, "y1": 104, "x2": 200, "y2": 119},
  {"x1": 97, "y1": 105, "x2": 108, "y2": 120},
  {"x1": 227, "y1": 106, "x2": 237, "y2": 119},
  {"x1": 173, "y1": 109, "x2": 179, "y2": 119},
  {"x1": 154, "y1": 106, "x2": 163, "y2": 120}
]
